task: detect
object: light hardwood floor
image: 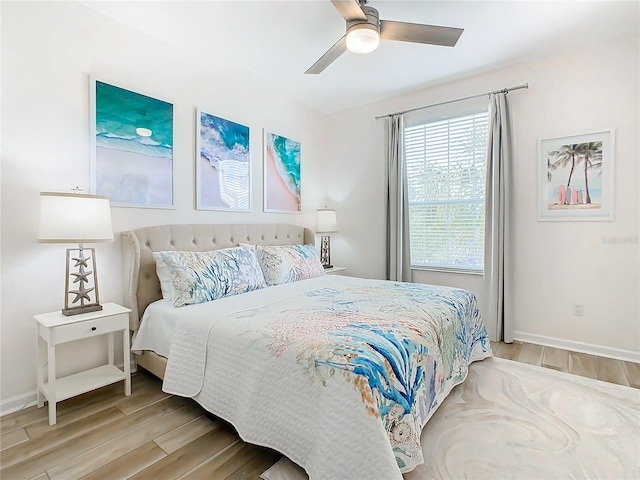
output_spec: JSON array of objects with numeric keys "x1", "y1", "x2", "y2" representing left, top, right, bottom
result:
[
  {"x1": 490, "y1": 341, "x2": 639, "y2": 388},
  {"x1": 2, "y1": 342, "x2": 638, "y2": 479}
]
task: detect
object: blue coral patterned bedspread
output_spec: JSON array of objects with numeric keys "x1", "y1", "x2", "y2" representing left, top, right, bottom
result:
[{"x1": 161, "y1": 275, "x2": 491, "y2": 480}]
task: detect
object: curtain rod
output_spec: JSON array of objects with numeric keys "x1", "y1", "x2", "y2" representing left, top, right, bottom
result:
[{"x1": 375, "y1": 83, "x2": 529, "y2": 120}]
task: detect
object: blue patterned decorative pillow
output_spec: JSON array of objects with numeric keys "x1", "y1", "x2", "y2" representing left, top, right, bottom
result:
[
  {"x1": 160, "y1": 247, "x2": 267, "y2": 307},
  {"x1": 256, "y1": 244, "x2": 325, "y2": 285}
]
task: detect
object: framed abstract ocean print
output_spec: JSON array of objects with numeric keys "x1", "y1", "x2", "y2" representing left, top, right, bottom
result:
[
  {"x1": 90, "y1": 78, "x2": 175, "y2": 208},
  {"x1": 538, "y1": 129, "x2": 614, "y2": 221},
  {"x1": 196, "y1": 110, "x2": 251, "y2": 211},
  {"x1": 263, "y1": 130, "x2": 301, "y2": 213}
]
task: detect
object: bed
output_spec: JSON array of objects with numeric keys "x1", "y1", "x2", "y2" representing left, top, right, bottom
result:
[{"x1": 122, "y1": 223, "x2": 492, "y2": 480}]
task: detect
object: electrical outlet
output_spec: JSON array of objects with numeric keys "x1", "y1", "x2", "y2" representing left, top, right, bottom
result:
[{"x1": 573, "y1": 304, "x2": 584, "y2": 316}]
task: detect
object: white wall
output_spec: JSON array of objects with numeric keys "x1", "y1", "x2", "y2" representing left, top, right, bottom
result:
[
  {"x1": 326, "y1": 34, "x2": 639, "y2": 356},
  {"x1": 2, "y1": 2, "x2": 638, "y2": 413},
  {"x1": 1, "y1": 2, "x2": 330, "y2": 408}
]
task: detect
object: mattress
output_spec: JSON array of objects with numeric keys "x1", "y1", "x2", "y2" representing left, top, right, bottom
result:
[{"x1": 131, "y1": 299, "x2": 175, "y2": 358}]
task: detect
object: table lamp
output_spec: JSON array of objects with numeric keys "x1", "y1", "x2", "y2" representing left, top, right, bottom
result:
[
  {"x1": 38, "y1": 191, "x2": 114, "y2": 316},
  {"x1": 316, "y1": 207, "x2": 338, "y2": 269}
]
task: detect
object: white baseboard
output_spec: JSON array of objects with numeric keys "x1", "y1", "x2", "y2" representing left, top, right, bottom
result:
[
  {"x1": 513, "y1": 331, "x2": 640, "y2": 363},
  {"x1": 1, "y1": 391, "x2": 37, "y2": 417}
]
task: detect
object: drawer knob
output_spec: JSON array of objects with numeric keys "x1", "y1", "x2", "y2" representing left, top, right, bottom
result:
[{"x1": 91, "y1": 327, "x2": 97, "y2": 331}]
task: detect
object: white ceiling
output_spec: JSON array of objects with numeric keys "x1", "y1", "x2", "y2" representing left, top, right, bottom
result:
[{"x1": 84, "y1": 1, "x2": 639, "y2": 115}]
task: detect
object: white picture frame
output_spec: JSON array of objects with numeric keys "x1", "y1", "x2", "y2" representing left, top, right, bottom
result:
[
  {"x1": 89, "y1": 77, "x2": 175, "y2": 209},
  {"x1": 196, "y1": 109, "x2": 251, "y2": 212},
  {"x1": 263, "y1": 129, "x2": 301, "y2": 213},
  {"x1": 538, "y1": 129, "x2": 614, "y2": 221}
]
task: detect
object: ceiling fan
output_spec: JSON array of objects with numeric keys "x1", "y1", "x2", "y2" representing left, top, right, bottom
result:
[{"x1": 306, "y1": 0, "x2": 464, "y2": 74}]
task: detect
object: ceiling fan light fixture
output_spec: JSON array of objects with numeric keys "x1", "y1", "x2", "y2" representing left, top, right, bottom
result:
[
  {"x1": 305, "y1": 0, "x2": 463, "y2": 75},
  {"x1": 346, "y1": 23, "x2": 380, "y2": 54}
]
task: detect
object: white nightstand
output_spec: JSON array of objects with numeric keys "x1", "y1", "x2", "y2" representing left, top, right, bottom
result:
[
  {"x1": 34, "y1": 303, "x2": 132, "y2": 425},
  {"x1": 324, "y1": 266, "x2": 347, "y2": 275}
]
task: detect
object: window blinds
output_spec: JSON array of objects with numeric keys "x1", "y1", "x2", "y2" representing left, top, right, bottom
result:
[{"x1": 405, "y1": 111, "x2": 489, "y2": 271}]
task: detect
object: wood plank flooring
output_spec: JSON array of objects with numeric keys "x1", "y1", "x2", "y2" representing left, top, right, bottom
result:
[
  {"x1": 491, "y1": 341, "x2": 639, "y2": 388},
  {"x1": 2, "y1": 342, "x2": 638, "y2": 479}
]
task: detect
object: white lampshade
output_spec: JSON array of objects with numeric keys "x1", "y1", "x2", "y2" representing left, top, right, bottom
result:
[
  {"x1": 346, "y1": 24, "x2": 380, "y2": 54},
  {"x1": 38, "y1": 192, "x2": 114, "y2": 243},
  {"x1": 316, "y1": 208, "x2": 338, "y2": 233}
]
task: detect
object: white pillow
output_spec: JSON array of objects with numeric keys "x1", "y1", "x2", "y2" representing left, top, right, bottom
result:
[{"x1": 153, "y1": 251, "x2": 175, "y2": 300}]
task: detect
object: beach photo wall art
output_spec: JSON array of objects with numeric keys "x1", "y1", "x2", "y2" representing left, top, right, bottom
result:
[
  {"x1": 90, "y1": 79, "x2": 174, "y2": 208},
  {"x1": 196, "y1": 110, "x2": 251, "y2": 211},
  {"x1": 264, "y1": 130, "x2": 301, "y2": 213},
  {"x1": 538, "y1": 130, "x2": 614, "y2": 221}
]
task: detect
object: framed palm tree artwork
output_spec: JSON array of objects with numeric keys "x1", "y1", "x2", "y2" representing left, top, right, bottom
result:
[{"x1": 538, "y1": 130, "x2": 614, "y2": 221}]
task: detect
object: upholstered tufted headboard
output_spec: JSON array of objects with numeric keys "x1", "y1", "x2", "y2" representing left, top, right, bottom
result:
[{"x1": 121, "y1": 224, "x2": 314, "y2": 331}]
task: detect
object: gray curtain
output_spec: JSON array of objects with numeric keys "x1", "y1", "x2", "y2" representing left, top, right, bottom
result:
[
  {"x1": 386, "y1": 114, "x2": 412, "y2": 282},
  {"x1": 484, "y1": 93, "x2": 514, "y2": 342}
]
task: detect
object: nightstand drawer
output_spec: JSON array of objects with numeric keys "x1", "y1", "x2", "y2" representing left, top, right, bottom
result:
[{"x1": 54, "y1": 315, "x2": 125, "y2": 344}]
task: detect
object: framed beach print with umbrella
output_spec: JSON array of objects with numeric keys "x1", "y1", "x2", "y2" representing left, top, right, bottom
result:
[{"x1": 196, "y1": 110, "x2": 251, "y2": 212}]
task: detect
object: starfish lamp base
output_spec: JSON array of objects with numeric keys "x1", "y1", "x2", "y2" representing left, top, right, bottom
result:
[
  {"x1": 320, "y1": 234, "x2": 333, "y2": 269},
  {"x1": 62, "y1": 245, "x2": 103, "y2": 316}
]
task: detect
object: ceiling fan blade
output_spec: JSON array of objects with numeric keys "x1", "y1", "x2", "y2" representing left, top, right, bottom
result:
[
  {"x1": 330, "y1": 0, "x2": 367, "y2": 21},
  {"x1": 380, "y1": 20, "x2": 463, "y2": 47},
  {"x1": 305, "y1": 35, "x2": 348, "y2": 74}
]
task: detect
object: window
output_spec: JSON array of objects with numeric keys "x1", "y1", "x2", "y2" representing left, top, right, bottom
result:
[{"x1": 405, "y1": 110, "x2": 489, "y2": 272}]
